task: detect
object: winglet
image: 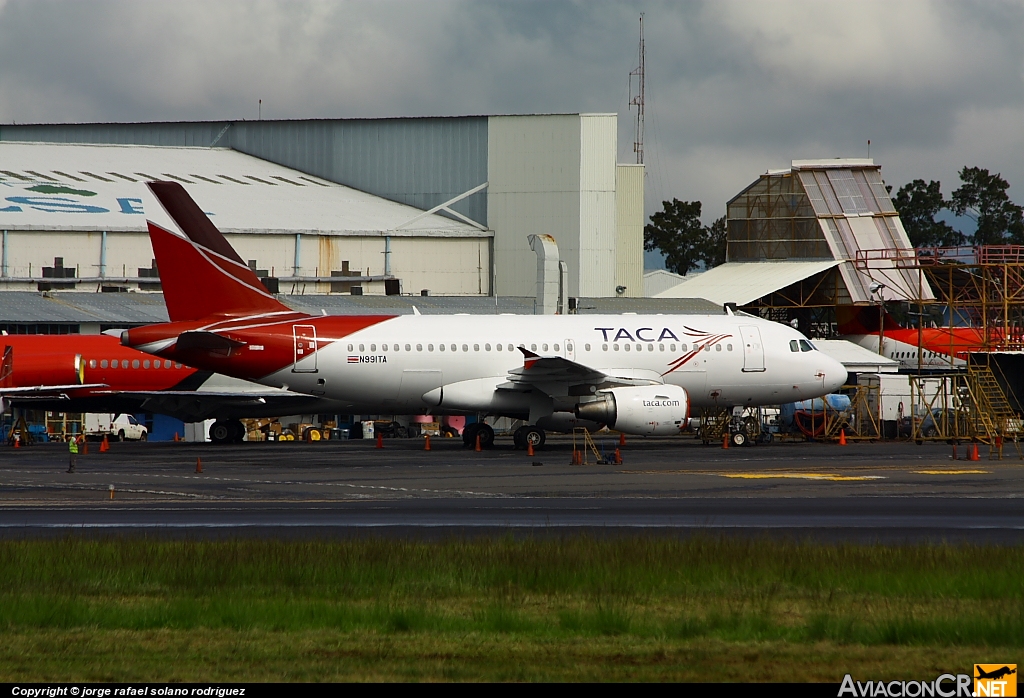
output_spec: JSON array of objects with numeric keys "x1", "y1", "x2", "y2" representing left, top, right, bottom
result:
[{"x1": 518, "y1": 345, "x2": 540, "y2": 370}]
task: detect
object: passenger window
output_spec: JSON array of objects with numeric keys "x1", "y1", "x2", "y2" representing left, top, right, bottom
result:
[
  {"x1": 602, "y1": 343, "x2": 608, "y2": 351},
  {"x1": 553, "y1": 343, "x2": 560, "y2": 352},
  {"x1": 496, "y1": 344, "x2": 502, "y2": 351},
  {"x1": 428, "y1": 344, "x2": 433, "y2": 351},
  {"x1": 635, "y1": 344, "x2": 641, "y2": 352},
  {"x1": 439, "y1": 344, "x2": 446, "y2": 352},
  {"x1": 89, "y1": 359, "x2": 97, "y2": 369},
  {"x1": 416, "y1": 344, "x2": 422, "y2": 351},
  {"x1": 658, "y1": 344, "x2": 664, "y2": 351},
  {"x1": 451, "y1": 344, "x2": 456, "y2": 352},
  {"x1": 542, "y1": 343, "x2": 548, "y2": 351},
  {"x1": 727, "y1": 344, "x2": 733, "y2": 351},
  {"x1": 648, "y1": 344, "x2": 654, "y2": 352},
  {"x1": 715, "y1": 344, "x2": 722, "y2": 352},
  {"x1": 531, "y1": 344, "x2": 537, "y2": 351},
  {"x1": 382, "y1": 344, "x2": 388, "y2": 351},
  {"x1": 359, "y1": 344, "x2": 365, "y2": 352},
  {"x1": 348, "y1": 344, "x2": 353, "y2": 351},
  {"x1": 143, "y1": 360, "x2": 150, "y2": 368},
  {"x1": 624, "y1": 344, "x2": 631, "y2": 352},
  {"x1": 100, "y1": 360, "x2": 108, "y2": 369},
  {"x1": 613, "y1": 344, "x2": 619, "y2": 351},
  {"x1": 508, "y1": 344, "x2": 514, "y2": 352},
  {"x1": 584, "y1": 344, "x2": 590, "y2": 352},
  {"x1": 671, "y1": 344, "x2": 677, "y2": 352},
  {"x1": 790, "y1": 340, "x2": 800, "y2": 352},
  {"x1": 164, "y1": 360, "x2": 171, "y2": 368},
  {"x1": 485, "y1": 344, "x2": 491, "y2": 351},
  {"x1": 406, "y1": 344, "x2": 412, "y2": 351},
  {"x1": 474, "y1": 344, "x2": 479, "y2": 351},
  {"x1": 370, "y1": 344, "x2": 376, "y2": 352},
  {"x1": 462, "y1": 344, "x2": 468, "y2": 352},
  {"x1": 704, "y1": 345, "x2": 710, "y2": 352},
  {"x1": 132, "y1": 359, "x2": 140, "y2": 369}
]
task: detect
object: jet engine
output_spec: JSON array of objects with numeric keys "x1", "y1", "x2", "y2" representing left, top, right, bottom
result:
[
  {"x1": 3, "y1": 352, "x2": 85, "y2": 388},
  {"x1": 574, "y1": 384, "x2": 689, "y2": 436}
]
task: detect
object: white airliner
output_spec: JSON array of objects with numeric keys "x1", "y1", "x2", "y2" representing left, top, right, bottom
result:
[{"x1": 122, "y1": 182, "x2": 847, "y2": 448}]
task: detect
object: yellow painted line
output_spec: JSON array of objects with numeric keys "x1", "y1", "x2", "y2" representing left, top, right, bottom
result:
[
  {"x1": 914, "y1": 469, "x2": 990, "y2": 475},
  {"x1": 718, "y1": 473, "x2": 885, "y2": 481}
]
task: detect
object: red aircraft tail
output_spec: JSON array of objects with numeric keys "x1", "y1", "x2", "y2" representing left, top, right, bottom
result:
[{"x1": 146, "y1": 181, "x2": 290, "y2": 322}]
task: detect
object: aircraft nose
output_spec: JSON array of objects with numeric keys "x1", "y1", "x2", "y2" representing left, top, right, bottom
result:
[{"x1": 823, "y1": 355, "x2": 848, "y2": 393}]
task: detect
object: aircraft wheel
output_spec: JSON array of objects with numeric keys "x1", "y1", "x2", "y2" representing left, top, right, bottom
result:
[
  {"x1": 210, "y1": 421, "x2": 232, "y2": 444},
  {"x1": 462, "y1": 423, "x2": 480, "y2": 447},
  {"x1": 476, "y1": 423, "x2": 495, "y2": 448},
  {"x1": 513, "y1": 426, "x2": 527, "y2": 450},
  {"x1": 523, "y1": 426, "x2": 545, "y2": 449},
  {"x1": 730, "y1": 431, "x2": 747, "y2": 448}
]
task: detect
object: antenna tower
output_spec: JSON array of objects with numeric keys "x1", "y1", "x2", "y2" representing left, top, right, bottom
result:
[{"x1": 629, "y1": 14, "x2": 645, "y2": 164}]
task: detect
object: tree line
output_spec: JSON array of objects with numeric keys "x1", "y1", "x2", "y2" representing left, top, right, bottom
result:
[{"x1": 645, "y1": 166, "x2": 1024, "y2": 277}]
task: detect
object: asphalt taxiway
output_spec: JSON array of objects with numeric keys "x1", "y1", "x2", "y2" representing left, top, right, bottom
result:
[{"x1": 1, "y1": 436, "x2": 1022, "y2": 541}]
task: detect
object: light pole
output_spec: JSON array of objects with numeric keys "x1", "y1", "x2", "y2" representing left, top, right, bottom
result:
[{"x1": 870, "y1": 282, "x2": 886, "y2": 356}]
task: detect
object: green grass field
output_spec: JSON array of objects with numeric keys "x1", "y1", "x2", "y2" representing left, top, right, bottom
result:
[{"x1": 0, "y1": 536, "x2": 1020, "y2": 681}]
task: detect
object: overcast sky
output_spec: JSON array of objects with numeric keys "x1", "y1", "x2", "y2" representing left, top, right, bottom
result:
[{"x1": 2, "y1": 0, "x2": 1022, "y2": 265}]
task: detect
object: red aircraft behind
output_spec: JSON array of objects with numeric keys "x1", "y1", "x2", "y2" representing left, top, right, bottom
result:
[
  {"x1": 0, "y1": 333, "x2": 347, "y2": 442},
  {"x1": 837, "y1": 306, "x2": 986, "y2": 368}
]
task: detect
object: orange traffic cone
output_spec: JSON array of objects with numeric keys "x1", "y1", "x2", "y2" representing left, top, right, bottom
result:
[
  {"x1": 424, "y1": 434, "x2": 431, "y2": 451},
  {"x1": 614, "y1": 448, "x2": 622, "y2": 465},
  {"x1": 174, "y1": 432, "x2": 180, "y2": 442},
  {"x1": 195, "y1": 457, "x2": 203, "y2": 473},
  {"x1": 475, "y1": 433, "x2": 482, "y2": 452},
  {"x1": 952, "y1": 443, "x2": 958, "y2": 460},
  {"x1": 81, "y1": 439, "x2": 88, "y2": 455},
  {"x1": 13, "y1": 433, "x2": 19, "y2": 449},
  {"x1": 619, "y1": 432, "x2": 626, "y2": 447},
  {"x1": 99, "y1": 435, "x2": 109, "y2": 453},
  {"x1": 527, "y1": 441, "x2": 535, "y2": 457},
  {"x1": 839, "y1": 429, "x2": 847, "y2": 446},
  {"x1": 970, "y1": 443, "x2": 980, "y2": 461},
  {"x1": 722, "y1": 432, "x2": 729, "y2": 449},
  {"x1": 376, "y1": 432, "x2": 383, "y2": 449}
]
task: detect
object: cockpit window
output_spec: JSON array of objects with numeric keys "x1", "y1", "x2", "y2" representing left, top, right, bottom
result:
[
  {"x1": 799, "y1": 339, "x2": 814, "y2": 352},
  {"x1": 790, "y1": 340, "x2": 799, "y2": 352}
]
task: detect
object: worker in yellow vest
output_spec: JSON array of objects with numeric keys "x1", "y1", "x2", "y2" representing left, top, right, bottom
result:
[{"x1": 67, "y1": 434, "x2": 79, "y2": 473}]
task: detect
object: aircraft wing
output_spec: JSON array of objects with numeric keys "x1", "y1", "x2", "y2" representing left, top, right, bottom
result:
[
  {"x1": 503, "y1": 348, "x2": 663, "y2": 396},
  {"x1": 0, "y1": 383, "x2": 108, "y2": 396}
]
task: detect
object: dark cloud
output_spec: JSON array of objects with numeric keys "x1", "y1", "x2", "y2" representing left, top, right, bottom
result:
[{"x1": 2, "y1": 0, "x2": 1023, "y2": 249}]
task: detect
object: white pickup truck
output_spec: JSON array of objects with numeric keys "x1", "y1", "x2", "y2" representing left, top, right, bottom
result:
[{"x1": 84, "y1": 413, "x2": 148, "y2": 441}]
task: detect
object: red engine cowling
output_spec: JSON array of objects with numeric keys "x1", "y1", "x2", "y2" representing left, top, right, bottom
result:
[
  {"x1": 575, "y1": 384, "x2": 689, "y2": 435},
  {"x1": 6, "y1": 351, "x2": 84, "y2": 388}
]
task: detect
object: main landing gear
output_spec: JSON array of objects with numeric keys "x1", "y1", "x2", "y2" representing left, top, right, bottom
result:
[
  {"x1": 513, "y1": 425, "x2": 545, "y2": 450},
  {"x1": 210, "y1": 419, "x2": 246, "y2": 444},
  {"x1": 462, "y1": 422, "x2": 495, "y2": 448}
]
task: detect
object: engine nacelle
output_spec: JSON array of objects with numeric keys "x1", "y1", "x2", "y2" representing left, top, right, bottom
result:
[
  {"x1": 4, "y1": 351, "x2": 84, "y2": 388},
  {"x1": 575, "y1": 384, "x2": 689, "y2": 436}
]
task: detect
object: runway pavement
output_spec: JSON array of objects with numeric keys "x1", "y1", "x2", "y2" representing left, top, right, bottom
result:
[{"x1": 1, "y1": 435, "x2": 1022, "y2": 541}]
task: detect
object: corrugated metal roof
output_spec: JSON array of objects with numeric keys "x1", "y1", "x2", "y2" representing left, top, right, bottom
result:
[
  {"x1": 0, "y1": 142, "x2": 485, "y2": 238},
  {"x1": 0, "y1": 292, "x2": 723, "y2": 324},
  {"x1": 653, "y1": 261, "x2": 841, "y2": 305}
]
